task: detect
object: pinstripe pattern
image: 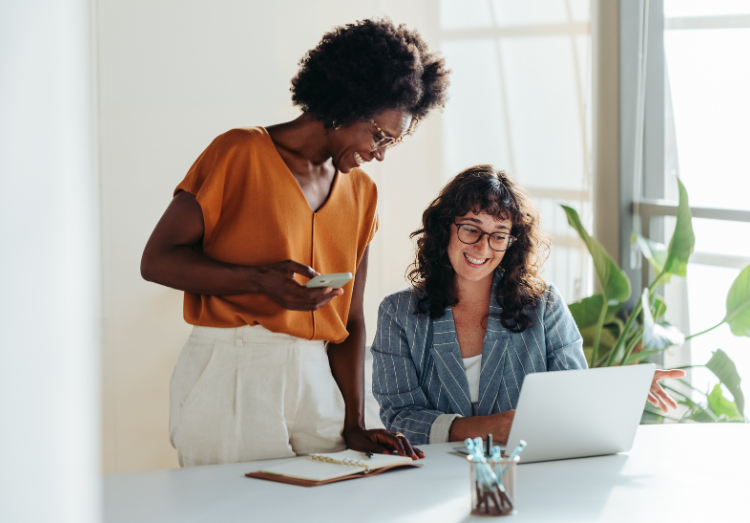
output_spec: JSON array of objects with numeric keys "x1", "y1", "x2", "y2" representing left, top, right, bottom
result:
[{"x1": 370, "y1": 273, "x2": 586, "y2": 445}]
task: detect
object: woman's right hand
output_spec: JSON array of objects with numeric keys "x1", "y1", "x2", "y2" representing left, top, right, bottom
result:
[
  {"x1": 487, "y1": 409, "x2": 516, "y2": 443},
  {"x1": 449, "y1": 409, "x2": 516, "y2": 443},
  {"x1": 256, "y1": 260, "x2": 343, "y2": 311}
]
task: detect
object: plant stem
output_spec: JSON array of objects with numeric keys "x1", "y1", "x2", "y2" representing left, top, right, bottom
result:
[
  {"x1": 620, "y1": 328, "x2": 644, "y2": 365},
  {"x1": 591, "y1": 298, "x2": 609, "y2": 368},
  {"x1": 606, "y1": 323, "x2": 639, "y2": 366},
  {"x1": 675, "y1": 378, "x2": 708, "y2": 397},
  {"x1": 684, "y1": 321, "x2": 723, "y2": 340},
  {"x1": 610, "y1": 298, "x2": 643, "y2": 366},
  {"x1": 648, "y1": 269, "x2": 668, "y2": 295}
]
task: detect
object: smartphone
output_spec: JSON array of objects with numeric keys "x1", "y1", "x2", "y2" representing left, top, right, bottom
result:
[{"x1": 305, "y1": 272, "x2": 353, "y2": 289}]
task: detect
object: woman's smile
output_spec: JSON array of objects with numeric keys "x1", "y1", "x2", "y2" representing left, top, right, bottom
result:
[
  {"x1": 353, "y1": 151, "x2": 367, "y2": 166},
  {"x1": 463, "y1": 252, "x2": 489, "y2": 267}
]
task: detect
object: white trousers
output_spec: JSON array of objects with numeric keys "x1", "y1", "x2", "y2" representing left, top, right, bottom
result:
[{"x1": 169, "y1": 324, "x2": 346, "y2": 467}]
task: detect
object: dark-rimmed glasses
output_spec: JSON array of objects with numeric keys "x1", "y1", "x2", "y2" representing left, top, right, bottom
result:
[
  {"x1": 370, "y1": 117, "x2": 419, "y2": 151},
  {"x1": 453, "y1": 220, "x2": 516, "y2": 252}
]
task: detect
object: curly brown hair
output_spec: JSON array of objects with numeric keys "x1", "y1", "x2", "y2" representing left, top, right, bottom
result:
[
  {"x1": 291, "y1": 18, "x2": 450, "y2": 128},
  {"x1": 408, "y1": 165, "x2": 550, "y2": 332}
]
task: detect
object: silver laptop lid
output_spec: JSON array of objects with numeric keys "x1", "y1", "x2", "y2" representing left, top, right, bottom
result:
[{"x1": 506, "y1": 364, "x2": 655, "y2": 463}]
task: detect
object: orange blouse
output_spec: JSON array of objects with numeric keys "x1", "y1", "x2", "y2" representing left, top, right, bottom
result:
[{"x1": 174, "y1": 127, "x2": 378, "y2": 343}]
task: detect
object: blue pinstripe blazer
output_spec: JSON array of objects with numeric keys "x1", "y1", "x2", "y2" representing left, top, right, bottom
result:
[{"x1": 370, "y1": 273, "x2": 587, "y2": 445}]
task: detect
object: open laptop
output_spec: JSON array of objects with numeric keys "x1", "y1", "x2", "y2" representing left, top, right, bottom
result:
[{"x1": 456, "y1": 364, "x2": 656, "y2": 463}]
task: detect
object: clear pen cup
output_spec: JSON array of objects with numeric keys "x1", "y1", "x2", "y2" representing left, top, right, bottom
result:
[{"x1": 468, "y1": 454, "x2": 520, "y2": 517}]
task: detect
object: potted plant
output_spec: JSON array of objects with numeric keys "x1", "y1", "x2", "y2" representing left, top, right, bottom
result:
[{"x1": 561, "y1": 178, "x2": 748, "y2": 423}]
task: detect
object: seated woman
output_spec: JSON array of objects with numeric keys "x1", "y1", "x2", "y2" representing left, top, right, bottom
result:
[{"x1": 371, "y1": 165, "x2": 683, "y2": 445}]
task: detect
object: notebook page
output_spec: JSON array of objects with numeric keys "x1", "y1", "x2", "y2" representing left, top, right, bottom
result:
[{"x1": 259, "y1": 450, "x2": 413, "y2": 482}]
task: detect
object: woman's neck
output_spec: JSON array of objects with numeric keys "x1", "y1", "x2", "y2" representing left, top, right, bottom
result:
[
  {"x1": 453, "y1": 272, "x2": 494, "y2": 307},
  {"x1": 266, "y1": 114, "x2": 332, "y2": 167}
]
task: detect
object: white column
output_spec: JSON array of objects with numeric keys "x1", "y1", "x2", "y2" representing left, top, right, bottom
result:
[{"x1": 0, "y1": 1, "x2": 100, "y2": 522}]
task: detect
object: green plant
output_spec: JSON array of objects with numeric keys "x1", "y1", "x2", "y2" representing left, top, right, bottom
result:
[{"x1": 561, "y1": 178, "x2": 749, "y2": 423}]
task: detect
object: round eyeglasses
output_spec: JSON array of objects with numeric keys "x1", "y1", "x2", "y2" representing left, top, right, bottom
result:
[
  {"x1": 370, "y1": 117, "x2": 419, "y2": 151},
  {"x1": 453, "y1": 220, "x2": 516, "y2": 252}
]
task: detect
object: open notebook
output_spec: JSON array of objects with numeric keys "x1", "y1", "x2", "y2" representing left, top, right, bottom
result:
[{"x1": 246, "y1": 450, "x2": 420, "y2": 487}]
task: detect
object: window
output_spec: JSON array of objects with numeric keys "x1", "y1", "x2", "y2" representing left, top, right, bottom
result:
[
  {"x1": 438, "y1": 0, "x2": 593, "y2": 304},
  {"x1": 661, "y1": 0, "x2": 750, "y2": 416}
]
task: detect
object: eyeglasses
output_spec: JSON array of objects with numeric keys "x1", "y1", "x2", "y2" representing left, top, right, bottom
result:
[
  {"x1": 453, "y1": 220, "x2": 516, "y2": 252},
  {"x1": 370, "y1": 117, "x2": 419, "y2": 151}
]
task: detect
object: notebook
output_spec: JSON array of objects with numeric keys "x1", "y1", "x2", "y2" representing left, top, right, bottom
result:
[{"x1": 245, "y1": 450, "x2": 420, "y2": 487}]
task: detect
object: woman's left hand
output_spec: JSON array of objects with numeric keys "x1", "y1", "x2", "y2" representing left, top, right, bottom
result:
[
  {"x1": 343, "y1": 426, "x2": 425, "y2": 460},
  {"x1": 648, "y1": 369, "x2": 686, "y2": 412}
]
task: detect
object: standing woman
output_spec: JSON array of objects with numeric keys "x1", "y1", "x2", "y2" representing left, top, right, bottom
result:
[{"x1": 141, "y1": 19, "x2": 450, "y2": 466}]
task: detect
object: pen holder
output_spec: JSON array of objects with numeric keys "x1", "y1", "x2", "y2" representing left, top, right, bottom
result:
[{"x1": 467, "y1": 454, "x2": 519, "y2": 516}]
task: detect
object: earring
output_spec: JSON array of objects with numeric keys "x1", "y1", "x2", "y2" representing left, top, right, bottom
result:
[{"x1": 332, "y1": 121, "x2": 341, "y2": 130}]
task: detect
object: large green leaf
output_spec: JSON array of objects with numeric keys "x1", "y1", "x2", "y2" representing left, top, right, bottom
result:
[
  {"x1": 707, "y1": 384, "x2": 743, "y2": 421},
  {"x1": 580, "y1": 325, "x2": 618, "y2": 367},
  {"x1": 687, "y1": 408, "x2": 720, "y2": 423},
  {"x1": 706, "y1": 349, "x2": 745, "y2": 416},
  {"x1": 568, "y1": 294, "x2": 622, "y2": 331},
  {"x1": 562, "y1": 205, "x2": 631, "y2": 304},
  {"x1": 604, "y1": 319, "x2": 625, "y2": 344},
  {"x1": 641, "y1": 289, "x2": 685, "y2": 349},
  {"x1": 724, "y1": 264, "x2": 750, "y2": 337},
  {"x1": 623, "y1": 348, "x2": 664, "y2": 365},
  {"x1": 662, "y1": 177, "x2": 695, "y2": 279},
  {"x1": 662, "y1": 384, "x2": 718, "y2": 422},
  {"x1": 632, "y1": 232, "x2": 667, "y2": 275},
  {"x1": 652, "y1": 295, "x2": 667, "y2": 322}
]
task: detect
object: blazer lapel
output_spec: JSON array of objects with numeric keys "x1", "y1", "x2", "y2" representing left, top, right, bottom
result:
[
  {"x1": 428, "y1": 306, "x2": 472, "y2": 417},
  {"x1": 477, "y1": 271, "x2": 511, "y2": 416}
]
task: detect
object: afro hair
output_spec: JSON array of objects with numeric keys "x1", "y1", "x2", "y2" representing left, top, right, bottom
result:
[{"x1": 291, "y1": 18, "x2": 450, "y2": 129}]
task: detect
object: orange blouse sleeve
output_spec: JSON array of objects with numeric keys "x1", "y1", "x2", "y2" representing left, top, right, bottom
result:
[{"x1": 174, "y1": 130, "x2": 248, "y2": 244}]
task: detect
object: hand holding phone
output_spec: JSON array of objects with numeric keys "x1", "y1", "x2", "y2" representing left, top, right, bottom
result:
[{"x1": 258, "y1": 261, "x2": 343, "y2": 311}]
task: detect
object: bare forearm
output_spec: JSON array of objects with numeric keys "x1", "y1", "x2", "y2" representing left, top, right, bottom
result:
[
  {"x1": 328, "y1": 317, "x2": 366, "y2": 431},
  {"x1": 449, "y1": 410, "x2": 515, "y2": 443},
  {"x1": 141, "y1": 245, "x2": 263, "y2": 295},
  {"x1": 449, "y1": 416, "x2": 491, "y2": 442}
]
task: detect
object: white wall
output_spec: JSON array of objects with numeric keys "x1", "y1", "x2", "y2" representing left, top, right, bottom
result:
[
  {"x1": 0, "y1": 1, "x2": 100, "y2": 521},
  {"x1": 98, "y1": 0, "x2": 445, "y2": 473}
]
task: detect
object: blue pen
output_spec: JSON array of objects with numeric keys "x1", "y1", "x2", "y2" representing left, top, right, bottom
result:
[
  {"x1": 506, "y1": 440, "x2": 527, "y2": 461},
  {"x1": 500, "y1": 439, "x2": 527, "y2": 477}
]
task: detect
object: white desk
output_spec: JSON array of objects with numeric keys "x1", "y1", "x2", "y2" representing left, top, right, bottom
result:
[{"x1": 104, "y1": 425, "x2": 749, "y2": 522}]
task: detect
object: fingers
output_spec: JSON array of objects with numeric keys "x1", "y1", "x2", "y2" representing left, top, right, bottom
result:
[
  {"x1": 377, "y1": 432, "x2": 408, "y2": 457},
  {"x1": 278, "y1": 284, "x2": 342, "y2": 311},
  {"x1": 371, "y1": 431, "x2": 419, "y2": 460},
  {"x1": 346, "y1": 429, "x2": 416, "y2": 458},
  {"x1": 391, "y1": 435, "x2": 408, "y2": 457},
  {"x1": 654, "y1": 369, "x2": 686, "y2": 381},
  {"x1": 283, "y1": 260, "x2": 318, "y2": 279},
  {"x1": 648, "y1": 392, "x2": 668, "y2": 412},
  {"x1": 651, "y1": 381, "x2": 678, "y2": 410},
  {"x1": 353, "y1": 438, "x2": 388, "y2": 455},
  {"x1": 396, "y1": 435, "x2": 421, "y2": 460},
  {"x1": 648, "y1": 383, "x2": 672, "y2": 412},
  {"x1": 649, "y1": 370, "x2": 683, "y2": 412},
  {"x1": 311, "y1": 288, "x2": 344, "y2": 310}
]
